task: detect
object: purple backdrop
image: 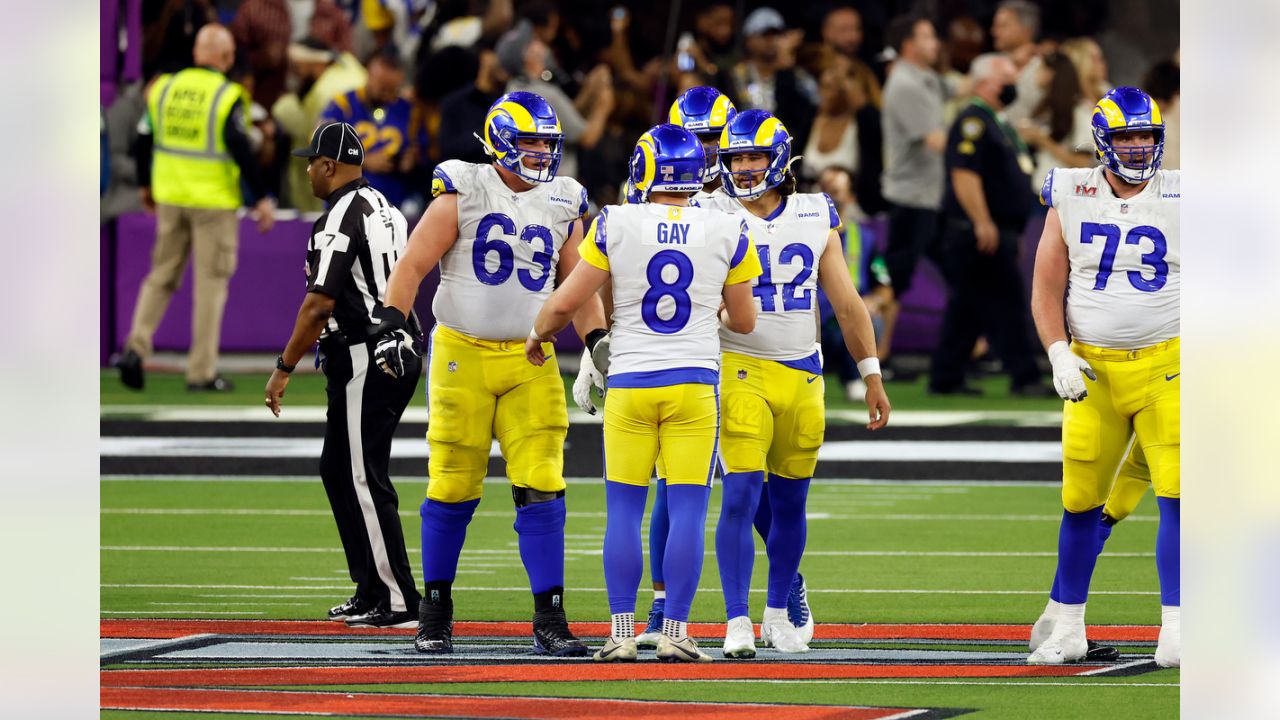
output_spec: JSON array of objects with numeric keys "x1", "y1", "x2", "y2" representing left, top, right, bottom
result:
[{"x1": 101, "y1": 211, "x2": 1043, "y2": 365}]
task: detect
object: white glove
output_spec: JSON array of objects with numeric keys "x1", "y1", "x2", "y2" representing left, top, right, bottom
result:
[
  {"x1": 1047, "y1": 340, "x2": 1096, "y2": 402},
  {"x1": 573, "y1": 349, "x2": 606, "y2": 415}
]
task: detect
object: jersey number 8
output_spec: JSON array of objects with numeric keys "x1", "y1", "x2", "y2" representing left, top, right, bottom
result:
[
  {"x1": 641, "y1": 249, "x2": 694, "y2": 334},
  {"x1": 472, "y1": 212, "x2": 554, "y2": 291}
]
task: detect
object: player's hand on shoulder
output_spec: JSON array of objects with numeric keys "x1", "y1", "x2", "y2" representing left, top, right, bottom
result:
[
  {"x1": 373, "y1": 307, "x2": 419, "y2": 379},
  {"x1": 1047, "y1": 340, "x2": 1096, "y2": 402}
]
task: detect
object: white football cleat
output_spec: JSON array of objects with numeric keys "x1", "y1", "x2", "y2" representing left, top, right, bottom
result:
[
  {"x1": 722, "y1": 615, "x2": 757, "y2": 659},
  {"x1": 1027, "y1": 621, "x2": 1087, "y2": 665},
  {"x1": 760, "y1": 607, "x2": 809, "y2": 653},
  {"x1": 593, "y1": 635, "x2": 638, "y2": 662},
  {"x1": 1029, "y1": 600, "x2": 1063, "y2": 651},
  {"x1": 1155, "y1": 606, "x2": 1180, "y2": 668},
  {"x1": 656, "y1": 634, "x2": 713, "y2": 663}
]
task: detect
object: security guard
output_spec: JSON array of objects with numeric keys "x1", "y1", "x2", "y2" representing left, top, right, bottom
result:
[
  {"x1": 264, "y1": 122, "x2": 423, "y2": 629},
  {"x1": 928, "y1": 53, "x2": 1048, "y2": 396},
  {"x1": 116, "y1": 24, "x2": 276, "y2": 392}
]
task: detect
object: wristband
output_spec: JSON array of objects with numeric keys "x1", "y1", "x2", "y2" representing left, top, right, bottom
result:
[
  {"x1": 856, "y1": 357, "x2": 881, "y2": 379},
  {"x1": 276, "y1": 355, "x2": 296, "y2": 374},
  {"x1": 529, "y1": 328, "x2": 552, "y2": 343},
  {"x1": 585, "y1": 328, "x2": 609, "y2": 352}
]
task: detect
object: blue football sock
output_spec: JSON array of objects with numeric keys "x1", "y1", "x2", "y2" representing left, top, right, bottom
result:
[
  {"x1": 420, "y1": 497, "x2": 479, "y2": 583},
  {"x1": 648, "y1": 478, "x2": 669, "y2": 586},
  {"x1": 1049, "y1": 510, "x2": 1116, "y2": 603},
  {"x1": 603, "y1": 481, "x2": 648, "y2": 615},
  {"x1": 514, "y1": 496, "x2": 566, "y2": 595},
  {"x1": 663, "y1": 483, "x2": 712, "y2": 623},
  {"x1": 1156, "y1": 496, "x2": 1180, "y2": 606},
  {"x1": 753, "y1": 481, "x2": 773, "y2": 542},
  {"x1": 1055, "y1": 506, "x2": 1105, "y2": 604},
  {"x1": 715, "y1": 471, "x2": 765, "y2": 619},
  {"x1": 764, "y1": 474, "x2": 810, "y2": 608}
]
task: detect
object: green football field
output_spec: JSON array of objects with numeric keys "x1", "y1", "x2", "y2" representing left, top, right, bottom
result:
[{"x1": 100, "y1": 369, "x2": 1178, "y2": 718}]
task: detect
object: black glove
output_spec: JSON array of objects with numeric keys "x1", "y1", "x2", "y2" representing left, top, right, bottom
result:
[
  {"x1": 585, "y1": 328, "x2": 611, "y2": 377},
  {"x1": 373, "y1": 307, "x2": 420, "y2": 379}
]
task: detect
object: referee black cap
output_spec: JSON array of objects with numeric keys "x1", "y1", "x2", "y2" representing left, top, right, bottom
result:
[{"x1": 292, "y1": 121, "x2": 365, "y2": 165}]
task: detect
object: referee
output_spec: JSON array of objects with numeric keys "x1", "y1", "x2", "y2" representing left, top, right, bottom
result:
[{"x1": 265, "y1": 121, "x2": 422, "y2": 628}]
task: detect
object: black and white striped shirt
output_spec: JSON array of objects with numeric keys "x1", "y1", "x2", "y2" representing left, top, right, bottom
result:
[{"x1": 306, "y1": 178, "x2": 411, "y2": 344}]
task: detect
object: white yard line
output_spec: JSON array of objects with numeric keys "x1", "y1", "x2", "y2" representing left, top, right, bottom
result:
[
  {"x1": 102, "y1": 582, "x2": 1157, "y2": 595},
  {"x1": 100, "y1": 508, "x2": 1155, "y2": 522},
  {"x1": 102, "y1": 545, "x2": 1153, "y2": 558}
]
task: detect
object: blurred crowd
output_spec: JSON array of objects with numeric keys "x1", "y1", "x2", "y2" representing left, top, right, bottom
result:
[{"x1": 100, "y1": 0, "x2": 1180, "y2": 393}]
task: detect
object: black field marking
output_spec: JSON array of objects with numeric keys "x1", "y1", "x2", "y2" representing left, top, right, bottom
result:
[{"x1": 102, "y1": 420, "x2": 1060, "y2": 442}]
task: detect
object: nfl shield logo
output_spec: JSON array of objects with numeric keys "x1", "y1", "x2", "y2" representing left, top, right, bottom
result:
[
  {"x1": 737, "y1": 369, "x2": 747, "y2": 380},
  {"x1": 448, "y1": 361, "x2": 458, "y2": 373}
]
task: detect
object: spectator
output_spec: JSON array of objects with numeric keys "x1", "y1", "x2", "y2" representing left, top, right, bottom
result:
[
  {"x1": 362, "y1": 0, "x2": 432, "y2": 59},
  {"x1": 436, "y1": 39, "x2": 510, "y2": 165},
  {"x1": 424, "y1": 0, "x2": 513, "y2": 53},
  {"x1": 320, "y1": 47, "x2": 423, "y2": 208},
  {"x1": 930, "y1": 53, "x2": 1048, "y2": 397},
  {"x1": 692, "y1": 2, "x2": 739, "y2": 80},
  {"x1": 142, "y1": 0, "x2": 217, "y2": 79},
  {"x1": 730, "y1": 7, "x2": 818, "y2": 154},
  {"x1": 990, "y1": 0, "x2": 1043, "y2": 124},
  {"x1": 500, "y1": 32, "x2": 613, "y2": 181},
  {"x1": 801, "y1": 54, "x2": 862, "y2": 182},
  {"x1": 1015, "y1": 51, "x2": 1095, "y2": 192},
  {"x1": 116, "y1": 24, "x2": 276, "y2": 393},
  {"x1": 819, "y1": 5, "x2": 882, "y2": 109},
  {"x1": 1143, "y1": 59, "x2": 1179, "y2": 170},
  {"x1": 230, "y1": 0, "x2": 354, "y2": 108},
  {"x1": 879, "y1": 14, "x2": 946, "y2": 370},
  {"x1": 271, "y1": 38, "x2": 368, "y2": 210},
  {"x1": 1060, "y1": 37, "x2": 1111, "y2": 103},
  {"x1": 941, "y1": 16, "x2": 984, "y2": 122}
]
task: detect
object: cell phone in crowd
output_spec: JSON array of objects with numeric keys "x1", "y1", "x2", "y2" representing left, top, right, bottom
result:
[{"x1": 677, "y1": 32, "x2": 695, "y2": 72}]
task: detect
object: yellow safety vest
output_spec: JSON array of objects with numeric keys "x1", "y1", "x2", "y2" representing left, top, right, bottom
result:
[{"x1": 147, "y1": 68, "x2": 248, "y2": 209}]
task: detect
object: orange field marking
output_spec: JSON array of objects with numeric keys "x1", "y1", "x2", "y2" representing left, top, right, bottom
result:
[
  {"x1": 102, "y1": 661, "x2": 1102, "y2": 689},
  {"x1": 100, "y1": 618, "x2": 1159, "y2": 642},
  {"x1": 101, "y1": 687, "x2": 922, "y2": 719}
]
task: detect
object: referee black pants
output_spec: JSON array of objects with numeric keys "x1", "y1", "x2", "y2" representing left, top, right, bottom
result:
[
  {"x1": 320, "y1": 340, "x2": 422, "y2": 612},
  {"x1": 928, "y1": 221, "x2": 1042, "y2": 391}
]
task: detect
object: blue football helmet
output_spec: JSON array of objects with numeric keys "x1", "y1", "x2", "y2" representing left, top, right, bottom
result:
[
  {"x1": 669, "y1": 86, "x2": 737, "y2": 181},
  {"x1": 718, "y1": 109, "x2": 793, "y2": 200},
  {"x1": 629, "y1": 124, "x2": 706, "y2": 201},
  {"x1": 1091, "y1": 86, "x2": 1164, "y2": 184},
  {"x1": 479, "y1": 91, "x2": 564, "y2": 184}
]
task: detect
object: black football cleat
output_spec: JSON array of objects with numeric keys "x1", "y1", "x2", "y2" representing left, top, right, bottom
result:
[
  {"x1": 1085, "y1": 639, "x2": 1121, "y2": 662},
  {"x1": 187, "y1": 375, "x2": 235, "y2": 392},
  {"x1": 414, "y1": 597, "x2": 454, "y2": 653},
  {"x1": 532, "y1": 609, "x2": 589, "y2": 657},
  {"x1": 115, "y1": 349, "x2": 144, "y2": 390},
  {"x1": 327, "y1": 595, "x2": 376, "y2": 622},
  {"x1": 345, "y1": 604, "x2": 416, "y2": 629}
]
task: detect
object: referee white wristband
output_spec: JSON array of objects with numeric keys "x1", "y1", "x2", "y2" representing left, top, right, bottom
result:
[{"x1": 857, "y1": 357, "x2": 882, "y2": 379}]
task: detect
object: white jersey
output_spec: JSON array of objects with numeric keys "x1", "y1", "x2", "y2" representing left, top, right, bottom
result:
[
  {"x1": 700, "y1": 192, "x2": 841, "y2": 367},
  {"x1": 430, "y1": 160, "x2": 587, "y2": 340},
  {"x1": 580, "y1": 202, "x2": 759, "y2": 387},
  {"x1": 1044, "y1": 166, "x2": 1180, "y2": 349}
]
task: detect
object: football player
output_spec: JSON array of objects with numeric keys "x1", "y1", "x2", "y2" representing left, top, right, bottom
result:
[
  {"x1": 1027, "y1": 87, "x2": 1179, "y2": 668},
  {"x1": 374, "y1": 91, "x2": 607, "y2": 656},
  {"x1": 527, "y1": 123, "x2": 761, "y2": 662},
  {"x1": 701, "y1": 110, "x2": 891, "y2": 656}
]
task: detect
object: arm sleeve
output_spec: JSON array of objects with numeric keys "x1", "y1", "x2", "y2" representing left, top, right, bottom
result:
[
  {"x1": 223, "y1": 104, "x2": 270, "y2": 202},
  {"x1": 577, "y1": 214, "x2": 610, "y2": 271},
  {"x1": 307, "y1": 212, "x2": 363, "y2": 297},
  {"x1": 726, "y1": 221, "x2": 763, "y2": 284}
]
